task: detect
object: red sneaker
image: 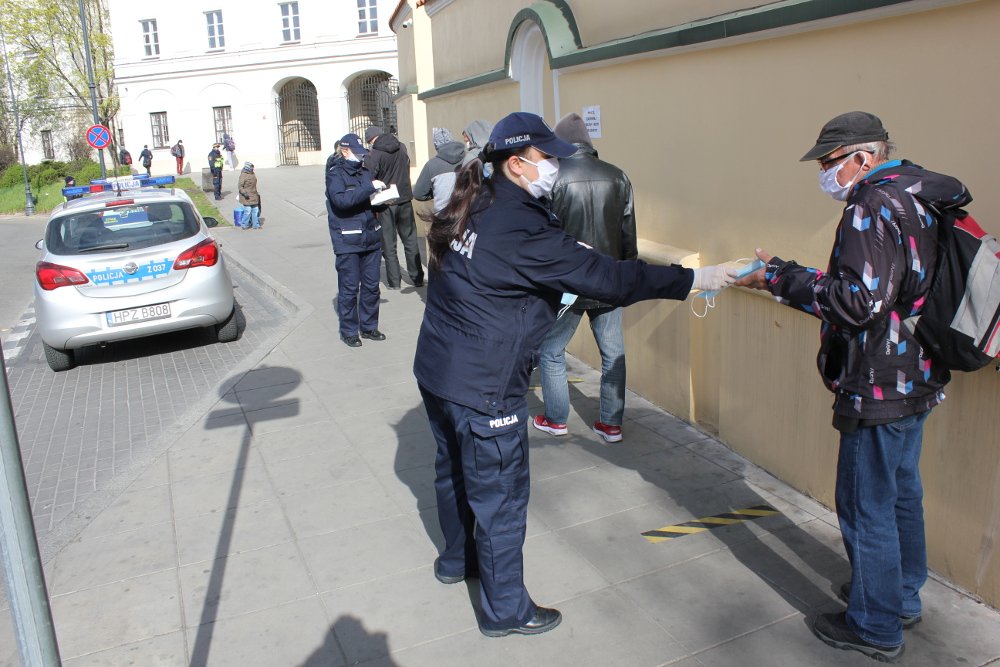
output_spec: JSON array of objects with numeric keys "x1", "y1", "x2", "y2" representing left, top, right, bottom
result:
[
  {"x1": 592, "y1": 421, "x2": 623, "y2": 443},
  {"x1": 532, "y1": 415, "x2": 568, "y2": 436}
]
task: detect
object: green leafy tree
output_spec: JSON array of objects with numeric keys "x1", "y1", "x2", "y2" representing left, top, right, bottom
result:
[{"x1": 0, "y1": 0, "x2": 119, "y2": 165}]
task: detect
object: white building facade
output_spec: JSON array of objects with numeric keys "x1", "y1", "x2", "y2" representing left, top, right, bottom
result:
[{"x1": 109, "y1": 0, "x2": 399, "y2": 171}]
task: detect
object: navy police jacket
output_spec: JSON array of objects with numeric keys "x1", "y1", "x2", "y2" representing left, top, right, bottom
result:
[
  {"x1": 325, "y1": 156, "x2": 383, "y2": 255},
  {"x1": 414, "y1": 176, "x2": 694, "y2": 415}
]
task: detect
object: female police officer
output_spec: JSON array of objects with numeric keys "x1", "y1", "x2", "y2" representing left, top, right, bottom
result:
[{"x1": 413, "y1": 112, "x2": 736, "y2": 637}]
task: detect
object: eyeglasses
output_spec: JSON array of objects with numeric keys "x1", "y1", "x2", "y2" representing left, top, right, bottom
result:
[{"x1": 818, "y1": 150, "x2": 870, "y2": 170}]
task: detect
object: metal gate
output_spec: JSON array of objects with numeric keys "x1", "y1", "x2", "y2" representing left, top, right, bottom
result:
[
  {"x1": 276, "y1": 79, "x2": 321, "y2": 166},
  {"x1": 346, "y1": 73, "x2": 398, "y2": 138}
]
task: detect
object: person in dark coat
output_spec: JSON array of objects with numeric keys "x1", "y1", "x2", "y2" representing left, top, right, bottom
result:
[
  {"x1": 326, "y1": 133, "x2": 387, "y2": 347},
  {"x1": 364, "y1": 125, "x2": 424, "y2": 288},
  {"x1": 208, "y1": 143, "x2": 224, "y2": 200},
  {"x1": 414, "y1": 112, "x2": 736, "y2": 638},
  {"x1": 139, "y1": 145, "x2": 153, "y2": 177}
]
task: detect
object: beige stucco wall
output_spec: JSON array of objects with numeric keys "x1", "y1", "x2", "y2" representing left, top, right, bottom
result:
[{"x1": 407, "y1": 0, "x2": 1000, "y2": 607}]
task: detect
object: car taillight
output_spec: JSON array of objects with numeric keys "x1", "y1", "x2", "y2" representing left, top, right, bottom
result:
[
  {"x1": 173, "y1": 238, "x2": 219, "y2": 270},
  {"x1": 36, "y1": 261, "x2": 90, "y2": 290}
]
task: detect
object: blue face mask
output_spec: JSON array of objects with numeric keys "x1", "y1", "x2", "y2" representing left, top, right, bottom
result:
[
  {"x1": 818, "y1": 151, "x2": 867, "y2": 201},
  {"x1": 691, "y1": 258, "x2": 765, "y2": 318}
]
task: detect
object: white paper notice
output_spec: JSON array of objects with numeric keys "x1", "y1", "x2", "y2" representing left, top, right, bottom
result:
[
  {"x1": 370, "y1": 183, "x2": 399, "y2": 205},
  {"x1": 582, "y1": 106, "x2": 602, "y2": 139}
]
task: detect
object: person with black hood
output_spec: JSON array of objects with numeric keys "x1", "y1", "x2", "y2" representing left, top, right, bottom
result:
[
  {"x1": 415, "y1": 111, "x2": 736, "y2": 639},
  {"x1": 327, "y1": 133, "x2": 388, "y2": 347},
  {"x1": 364, "y1": 125, "x2": 424, "y2": 288},
  {"x1": 413, "y1": 127, "x2": 466, "y2": 213},
  {"x1": 738, "y1": 111, "x2": 973, "y2": 662}
]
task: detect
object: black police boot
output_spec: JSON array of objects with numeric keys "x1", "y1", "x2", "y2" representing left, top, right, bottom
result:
[
  {"x1": 480, "y1": 607, "x2": 562, "y2": 638},
  {"x1": 341, "y1": 335, "x2": 362, "y2": 348},
  {"x1": 360, "y1": 329, "x2": 386, "y2": 341}
]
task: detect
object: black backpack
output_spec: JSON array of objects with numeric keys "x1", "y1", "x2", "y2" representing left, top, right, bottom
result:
[{"x1": 893, "y1": 193, "x2": 1000, "y2": 371}]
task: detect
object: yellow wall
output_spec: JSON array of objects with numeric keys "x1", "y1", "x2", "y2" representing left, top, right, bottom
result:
[{"x1": 408, "y1": 0, "x2": 1000, "y2": 607}]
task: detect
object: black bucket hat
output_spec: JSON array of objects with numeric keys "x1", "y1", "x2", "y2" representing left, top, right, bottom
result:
[{"x1": 800, "y1": 111, "x2": 889, "y2": 162}]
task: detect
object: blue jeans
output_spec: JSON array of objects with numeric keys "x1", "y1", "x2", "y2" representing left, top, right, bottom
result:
[
  {"x1": 241, "y1": 205, "x2": 260, "y2": 229},
  {"x1": 538, "y1": 306, "x2": 625, "y2": 425},
  {"x1": 836, "y1": 410, "x2": 929, "y2": 648}
]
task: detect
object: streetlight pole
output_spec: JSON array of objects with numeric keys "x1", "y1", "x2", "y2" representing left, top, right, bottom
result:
[
  {"x1": 78, "y1": 0, "x2": 106, "y2": 179},
  {"x1": 0, "y1": 22, "x2": 35, "y2": 216}
]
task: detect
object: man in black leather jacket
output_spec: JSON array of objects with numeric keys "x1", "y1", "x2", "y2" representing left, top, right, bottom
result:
[{"x1": 532, "y1": 112, "x2": 638, "y2": 444}]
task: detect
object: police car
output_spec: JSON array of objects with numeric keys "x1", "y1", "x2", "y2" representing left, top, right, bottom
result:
[{"x1": 34, "y1": 175, "x2": 237, "y2": 371}]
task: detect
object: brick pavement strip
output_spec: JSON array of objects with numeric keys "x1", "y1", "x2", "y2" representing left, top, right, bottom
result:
[{"x1": 2, "y1": 255, "x2": 305, "y2": 559}]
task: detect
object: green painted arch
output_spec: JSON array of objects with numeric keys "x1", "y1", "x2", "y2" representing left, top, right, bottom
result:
[{"x1": 504, "y1": 0, "x2": 582, "y2": 67}]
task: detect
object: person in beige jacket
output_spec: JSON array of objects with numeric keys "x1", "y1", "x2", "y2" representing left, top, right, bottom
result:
[{"x1": 237, "y1": 162, "x2": 261, "y2": 229}]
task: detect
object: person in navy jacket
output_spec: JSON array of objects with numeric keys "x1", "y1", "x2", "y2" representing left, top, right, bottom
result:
[
  {"x1": 414, "y1": 112, "x2": 737, "y2": 637},
  {"x1": 326, "y1": 133, "x2": 388, "y2": 347}
]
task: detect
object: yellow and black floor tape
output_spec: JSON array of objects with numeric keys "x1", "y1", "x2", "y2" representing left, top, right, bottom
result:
[{"x1": 642, "y1": 505, "x2": 779, "y2": 543}]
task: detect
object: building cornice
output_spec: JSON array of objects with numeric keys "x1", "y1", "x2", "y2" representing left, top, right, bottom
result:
[{"x1": 418, "y1": 0, "x2": 972, "y2": 100}]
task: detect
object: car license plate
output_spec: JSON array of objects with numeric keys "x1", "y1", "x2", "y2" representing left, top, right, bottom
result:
[{"x1": 106, "y1": 302, "x2": 171, "y2": 326}]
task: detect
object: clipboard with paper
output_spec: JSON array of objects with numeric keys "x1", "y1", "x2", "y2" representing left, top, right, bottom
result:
[{"x1": 370, "y1": 184, "x2": 399, "y2": 206}]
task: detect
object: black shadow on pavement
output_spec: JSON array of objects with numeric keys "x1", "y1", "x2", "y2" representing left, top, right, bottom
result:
[
  {"x1": 552, "y1": 372, "x2": 849, "y2": 616},
  {"x1": 189, "y1": 366, "x2": 301, "y2": 667},
  {"x1": 300, "y1": 616, "x2": 401, "y2": 666}
]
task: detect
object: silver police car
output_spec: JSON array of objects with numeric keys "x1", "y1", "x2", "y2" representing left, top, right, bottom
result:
[{"x1": 34, "y1": 176, "x2": 237, "y2": 371}]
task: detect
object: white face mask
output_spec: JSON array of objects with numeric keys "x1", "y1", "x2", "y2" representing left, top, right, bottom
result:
[
  {"x1": 516, "y1": 155, "x2": 559, "y2": 198},
  {"x1": 344, "y1": 151, "x2": 360, "y2": 163},
  {"x1": 818, "y1": 151, "x2": 867, "y2": 201}
]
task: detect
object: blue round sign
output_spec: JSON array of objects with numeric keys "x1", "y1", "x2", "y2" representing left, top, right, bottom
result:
[{"x1": 86, "y1": 124, "x2": 111, "y2": 150}]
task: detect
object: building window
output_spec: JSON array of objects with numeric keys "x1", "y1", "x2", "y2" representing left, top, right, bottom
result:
[
  {"x1": 206, "y1": 10, "x2": 225, "y2": 49},
  {"x1": 213, "y1": 106, "x2": 232, "y2": 143},
  {"x1": 140, "y1": 19, "x2": 159, "y2": 57},
  {"x1": 150, "y1": 112, "x2": 169, "y2": 148},
  {"x1": 41, "y1": 130, "x2": 54, "y2": 160},
  {"x1": 280, "y1": 2, "x2": 300, "y2": 42},
  {"x1": 357, "y1": 0, "x2": 377, "y2": 35}
]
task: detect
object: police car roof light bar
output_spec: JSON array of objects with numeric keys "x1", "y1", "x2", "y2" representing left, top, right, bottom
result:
[{"x1": 61, "y1": 174, "x2": 175, "y2": 198}]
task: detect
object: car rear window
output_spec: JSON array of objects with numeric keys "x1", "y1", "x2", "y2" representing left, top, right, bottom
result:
[{"x1": 46, "y1": 201, "x2": 201, "y2": 255}]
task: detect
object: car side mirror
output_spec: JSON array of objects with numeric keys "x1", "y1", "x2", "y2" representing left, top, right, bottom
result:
[
  {"x1": 203, "y1": 217, "x2": 219, "y2": 228},
  {"x1": 35, "y1": 239, "x2": 44, "y2": 250}
]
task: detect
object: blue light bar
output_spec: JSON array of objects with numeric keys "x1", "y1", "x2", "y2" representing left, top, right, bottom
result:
[{"x1": 61, "y1": 174, "x2": 176, "y2": 198}]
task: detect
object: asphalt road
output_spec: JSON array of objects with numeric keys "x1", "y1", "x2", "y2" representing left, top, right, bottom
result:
[
  {"x1": 0, "y1": 213, "x2": 297, "y2": 558},
  {"x1": 0, "y1": 215, "x2": 44, "y2": 335}
]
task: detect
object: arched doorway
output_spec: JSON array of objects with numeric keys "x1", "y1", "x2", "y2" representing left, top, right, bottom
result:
[
  {"x1": 510, "y1": 21, "x2": 546, "y2": 115},
  {"x1": 345, "y1": 72, "x2": 398, "y2": 139},
  {"x1": 275, "y1": 78, "x2": 321, "y2": 166}
]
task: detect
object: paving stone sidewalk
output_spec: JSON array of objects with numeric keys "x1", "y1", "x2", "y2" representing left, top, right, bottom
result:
[{"x1": 1, "y1": 167, "x2": 998, "y2": 666}]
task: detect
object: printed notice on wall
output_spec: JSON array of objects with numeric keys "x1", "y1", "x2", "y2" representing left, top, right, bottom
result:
[{"x1": 583, "y1": 106, "x2": 602, "y2": 139}]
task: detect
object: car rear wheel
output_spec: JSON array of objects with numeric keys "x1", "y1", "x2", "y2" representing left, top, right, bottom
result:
[
  {"x1": 43, "y1": 342, "x2": 76, "y2": 372},
  {"x1": 215, "y1": 304, "x2": 239, "y2": 343}
]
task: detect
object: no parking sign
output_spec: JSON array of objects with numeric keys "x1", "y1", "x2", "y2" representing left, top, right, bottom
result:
[{"x1": 85, "y1": 124, "x2": 112, "y2": 150}]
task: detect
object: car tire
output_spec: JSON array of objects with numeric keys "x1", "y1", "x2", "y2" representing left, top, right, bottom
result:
[
  {"x1": 43, "y1": 342, "x2": 75, "y2": 372},
  {"x1": 215, "y1": 305, "x2": 239, "y2": 343}
]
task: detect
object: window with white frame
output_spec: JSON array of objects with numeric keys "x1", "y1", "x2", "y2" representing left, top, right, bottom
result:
[
  {"x1": 41, "y1": 130, "x2": 54, "y2": 160},
  {"x1": 357, "y1": 0, "x2": 377, "y2": 35},
  {"x1": 213, "y1": 106, "x2": 232, "y2": 143},
  {"x1": 150, "y1": 112, "x2": 169, "y2": 148},
  {"x1": 140, "y1": 19, "x2": 159, "y2": 57},
  {"x1": 280, "y1": 2, "x2": 300, "y2": 42},
  {"x1": 206, "y1": 10, "x2": 225, "y2": 49}
]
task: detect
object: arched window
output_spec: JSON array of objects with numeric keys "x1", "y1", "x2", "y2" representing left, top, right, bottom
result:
[{"x1": 509, "y1": 21, "x2": 546, "y2": 115}]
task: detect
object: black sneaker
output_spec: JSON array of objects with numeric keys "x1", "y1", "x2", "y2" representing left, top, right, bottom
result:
[
  {"x1": 360, "y1": 329, "x2": 386, "y2": 341},
  {"x1": 341, "y1": 335, "x2": 362, "y2": 348},
  {"x1": 838, "y1": 583, "x2": 922, "y2": 629},
  {"x1": 812, "y1": 612, "x2": 904, "y2": 663}
]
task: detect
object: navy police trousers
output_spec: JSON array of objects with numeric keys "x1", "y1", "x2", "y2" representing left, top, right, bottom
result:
[
  {"x1": 335, "y1": 248, "x2": 381, "y2": 339},
  {"x1": 419, "y1": 386, "x2": 537, "y2": 631}
]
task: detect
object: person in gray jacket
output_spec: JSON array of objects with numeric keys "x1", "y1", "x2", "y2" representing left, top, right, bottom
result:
[
  {"x1": 532, "y1": 112, "x2": 638, "y2": 444},
  {"x1": 414, "y1": 127, "x2": 466, "y2": 213},
  {"x1": 461, "y1": 119, "x2": 493, "y2": 169}
]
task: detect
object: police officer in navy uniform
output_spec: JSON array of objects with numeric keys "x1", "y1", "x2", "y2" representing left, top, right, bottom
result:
[
  {"x1": 326, "y1": 133, "x2": 388, "y2": 347},
  {"x1": 413, "y1": 112, "x2": 738, "y2": 637}
]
